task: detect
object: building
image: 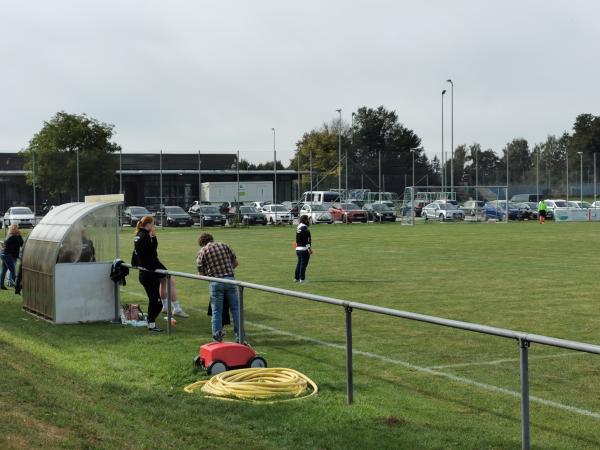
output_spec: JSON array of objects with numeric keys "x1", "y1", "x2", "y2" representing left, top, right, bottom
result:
[{"x1": 0, "y1": 152, "x2": 302, "y2": 212}]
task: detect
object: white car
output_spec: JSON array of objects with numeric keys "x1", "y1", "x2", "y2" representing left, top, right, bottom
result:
[
  {"x1": 250, "y1": 201, "x2": 270, "y2": 211},
  {"x1": 299, "y1": 203, "x2": 334, "y2": 224},
  {"x1": 262, "y1": 204, "x2": 292, "y2": 224},
  {"x1": 422, "y1": 203, "x2": 464, "y2": 221},
  {"x1": 3, "y1": 206, "x2": 35, "y2": 228}
]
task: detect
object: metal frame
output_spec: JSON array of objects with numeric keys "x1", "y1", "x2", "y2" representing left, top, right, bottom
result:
[{"x1": 123, "y1": 264, "x2": 600, "y2": 450}]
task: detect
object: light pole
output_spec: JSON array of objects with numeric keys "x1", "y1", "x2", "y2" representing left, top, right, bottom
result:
[
  {"x1": 411, "y1": 149, "x2": 416, "y2": 224},
  {"x1": 297, "y1": 151, "x2": 301, "y2": 202},
  {"x1": 446, "y1": 79, "x2": 454, "y2": 194},
  {"x1": 578, "y1": 152, "x2": 583, "y2": 203},
  {"x1": 594, "y1": 152, "x2": 597, "y2": 206},
  {"x1": 475, "y1": 147, "x2": 479, "y2": 204},
  {"x1": 349, "y1": 112, "x2": 354, "y2": 200},
  {"x1": 198, "y1": 150, "x2": 202, "y2": 227},
  {"x1": 309, "y1": 149, "x2": 313, "y2": 192},
  {"x1": 441, "y1": 90, "x2": 446, "y2": 193},
  {"x1": 119, "y1": 146, "x2": 123, "y2": 194},
  {"x1": 566, "y1": 151, "x2": 569, "y2": 202},
  {"x1": 336, "y1": 109, "x2": 342, "y2": 201},
  {"x1": 76, "y1": 148, "x2": 80, "y2": 201},
  {"x1": 506, "y1": 145, "x2": 510, "y2": 223},
  {"x1": 272, "y1": 128, "x2": 277, "y2": 223},
  {"x1": 236, "y1": 151, "x2": 241, "y2": 225},
  {"x1": 159, "y1": 149, "x2": 163, "y2": 226},
  {"x1": 32, "y1": 150, "x2": 36, "y2": 221},
  {"x1": 378, "y1": 150, "x2": 382, "y2": 205},
  {"x1": 536, "y1": 147, "x2": 540, "y2": 202}
]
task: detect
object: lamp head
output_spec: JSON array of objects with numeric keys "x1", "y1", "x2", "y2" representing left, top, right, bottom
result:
[
  {"x1": 442, "y1": 89, "x2": 447, "y2": 95},
  {"x1": 336, "y1": 109, "x2": 342, "y2": 113},
  {"x1": 446, "y1": 79, "x2": 452, "y2": 83}
]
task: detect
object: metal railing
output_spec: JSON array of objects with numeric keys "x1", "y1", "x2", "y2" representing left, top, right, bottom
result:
[{"x1": 122, "y1": 263, "x2": 600, "y2": 450}]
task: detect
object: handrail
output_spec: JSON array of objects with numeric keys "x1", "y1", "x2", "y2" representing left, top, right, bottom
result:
[{"x1": 121, "y1": 262, "x2": 600, "y2": 450}]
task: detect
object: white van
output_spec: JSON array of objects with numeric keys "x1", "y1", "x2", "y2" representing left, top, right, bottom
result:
[{"x1": 300, "y1": 191, "x2": 340, "y2": 205}]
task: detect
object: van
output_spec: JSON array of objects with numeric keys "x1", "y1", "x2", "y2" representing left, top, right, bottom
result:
[
  {"x1": 299, "y1": 191, "x2": 340, "y2": 205},
  {"x1": 510, "y1": 194, "x2": 541, "y2": 203}
]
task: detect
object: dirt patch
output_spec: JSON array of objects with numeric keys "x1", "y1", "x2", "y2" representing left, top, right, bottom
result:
[{"x1": 379, "y1": 415, "x2": 410, "y2": 427}]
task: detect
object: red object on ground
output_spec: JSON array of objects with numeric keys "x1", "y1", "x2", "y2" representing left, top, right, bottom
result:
[{"x1": 194, "y1": 342, "x2": 267, "y2": 375}]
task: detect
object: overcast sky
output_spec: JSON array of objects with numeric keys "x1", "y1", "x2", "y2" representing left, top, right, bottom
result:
[{"x1": 1, "y1": 0, "x2": 599, "y2": 164}]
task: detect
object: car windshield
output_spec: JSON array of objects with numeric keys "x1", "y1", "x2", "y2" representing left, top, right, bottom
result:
[
  {"x1": 310, "y1": 204, "x2": 326, "y2": 211},
  {"x1": 341, "y1": 203, "x2": 360, "y2": 210},
  {"x1": 11, "y1": 207, "x2": 32, "y2": 215},
  {"x1": 200, "y1": 207, "x2": 219, "y2": 214},
  {"x1": 553, "y1": 201, "x2": 568, "y2": 207},
  {"x1": 240, "y1": 206, "x2": 258, "y2": 213},
  {"x1": 439, "y1": 204, "x2": 455, "y2": 210},
  {"x1": 164, "y1": 207, "x2": 186, "y2": 214},
  {"x1": 271, "y1": 205, "x2": 287, "y2": 212},
  {"x1": 130, "y1": 207, "x2": 150, "y2": 215}
]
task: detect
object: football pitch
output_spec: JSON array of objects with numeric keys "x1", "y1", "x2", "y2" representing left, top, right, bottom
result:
[{"x1": 2, "y1": 221, "x2": 600, "y2": 449}]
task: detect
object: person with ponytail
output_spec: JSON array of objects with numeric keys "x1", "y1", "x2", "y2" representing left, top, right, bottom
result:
[{"x1": 132, "y1": 216, "x2": 166, "y2": 332}]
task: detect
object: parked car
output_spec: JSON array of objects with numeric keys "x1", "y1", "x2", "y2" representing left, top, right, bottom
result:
[
  {"x1": 422, "y1": 202, "x2": 465, "y2": 221},
  {"x1": 544, "y1": 199, "x2": 568, "y2": 219},
  {"x1": 299, "y1": 203, "x2": 334, "y2": 224},
  {"x1": 156, "y1": 206, "x2": 193, "y2": 227},
  {"x1": 328, "y1": 202, "x2": 368, "y2": 223},
  {"x1": 516, "y1": 202, "x2": 537, "y2": 220},
  {"x1": 510, "y1": 193, "x2": 541, "y2": 203},
  {"x1": 123, "y1": 206, "x2": 152, "y2": 227},
  {"x1": 250, "y1": 201, "x2": 270, "y2": 211},
  {"x1": 400, "y1": 200, "x2": 426, "y2": 217},
  {"x1": 228, "y1": 206, "x2": 267, "y2": 225},
  {"x1": 566, "y1": 201, "x2": 580, "y2": 208},
  {"x1": 262, "y1": 204, "x2": 292, "y2": 224},
  {"x1": 3, "y1": 206, "x2": 35, "y2": 228},
  {"x1": 461, "y1": 200, "x2": 486, "y2": 216},
  {"x1": 574, "y1": 201, "x2": 592, "y2": 209},
  {"x1": 363, "y1": 203, "x2": 397, "y2": 222},
  {"x1": 483, "y1": 201, "x2": 522, "y2": 221},
  {"x1": 189, "y1": 205, "x2": 227, "y2": 226}
]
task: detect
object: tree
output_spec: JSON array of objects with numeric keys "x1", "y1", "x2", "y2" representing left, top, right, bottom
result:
[
  {"x1": 22, "y1": 112, "x2": 120, "y2": 199},
  {"x1": 500, "y1": 138, "x2": 532, "y2": 184}
]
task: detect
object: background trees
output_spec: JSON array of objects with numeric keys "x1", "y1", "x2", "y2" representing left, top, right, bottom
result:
[{"x1": 22, "y1": 112, "x2": 120, "y2": 200}]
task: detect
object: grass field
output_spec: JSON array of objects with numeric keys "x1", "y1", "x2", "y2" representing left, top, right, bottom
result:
[{"x1": 2, "y1": 220, "x2": 600, "y2": 449}]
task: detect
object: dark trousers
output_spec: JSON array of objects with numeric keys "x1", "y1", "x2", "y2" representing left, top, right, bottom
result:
[
  {"x1": 295, "y1": 250, "x2": 311, "y2": 281},
  {"x1": 139, "y1": 274, "x2": 162, "y2": 323},
  {"x1": 14, "y1": 259, "x2": 23, "y2": 294}
]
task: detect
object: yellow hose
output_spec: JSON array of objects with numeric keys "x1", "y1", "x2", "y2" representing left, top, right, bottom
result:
[{"x1": 184, "y1": 367, "x2": 318, "y2": 403}]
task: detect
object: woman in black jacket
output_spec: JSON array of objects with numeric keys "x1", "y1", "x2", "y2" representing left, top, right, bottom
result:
[
  {"x1": 133, "y1": 216, "x2": 166, "y2": 332},
  {"x1": 1, "y1": 224, "x2": 23, "y2": 290},
  {"x1": 294, "y1": 215, "x2": 312, "y2": 283}
]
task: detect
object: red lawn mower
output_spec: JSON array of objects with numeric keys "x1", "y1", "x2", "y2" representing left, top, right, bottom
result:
[{"x1": 193, "y1": 342, "x2": 267, "y2": 375}]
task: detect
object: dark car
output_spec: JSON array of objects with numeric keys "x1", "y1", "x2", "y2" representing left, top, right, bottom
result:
[
  {"x1": 123, "y1": 206, "x2": 152, "y2": 227},
  {"x1": 189, "y1": 205, "x2": 227, "y2": 226},
  {"x1": 483, "y1": 201, "x2": 522, "y2": 221},
  {"x1": 228, "y1": 206, "x2": 267, "y2": 225},
  {"x1": 400, "y1": 200, "x2": 426, "y2": 217},
  {"x1": 363, "y1": 203, "x2": 397, "y2": 222},
  {"x1": 156, "y1": 206, "x2": 194, "y2": 227}
]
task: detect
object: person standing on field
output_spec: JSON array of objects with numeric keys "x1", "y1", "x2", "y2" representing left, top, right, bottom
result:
[
  {"x1": 294, "y1": 215, "x2": 312, "y2": 283},
  {"x1": 537, "y1": 198, "x2": 547, "y2": 224},
  {"x1": 196, "y1": 233, "x2": 241, "y2": 342}
]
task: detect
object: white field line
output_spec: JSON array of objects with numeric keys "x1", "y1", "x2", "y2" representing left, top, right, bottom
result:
[
  {"x1": 427, "y1": 352, "x2": 585, "y2": 370},
  {"x1": 120, "y1": 289, "x2": 600, "y2": 420}
]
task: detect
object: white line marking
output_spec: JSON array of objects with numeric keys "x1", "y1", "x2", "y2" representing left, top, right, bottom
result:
[
  {"x1": 427, "y1": 352, "x2": 585, "y2": 369},
  {"x1": 245, "y1": 321, "x2": 600, "y2": 420},
  {"x1": 121, "y1": 289, "x2": 600, "y2": 420}
]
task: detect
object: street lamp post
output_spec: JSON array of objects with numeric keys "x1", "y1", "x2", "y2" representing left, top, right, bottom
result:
[
  {"x1": 594, "y1": 152, "x2": 597, "y2": 206},
  {"x1": 272, "y1": 128, "x2": 277, "y2": 224},
  {"x1": 475, "y1": 148, "x2": 479, "y2": 204},
  {"x1": 536, "y1": 147, "x2": 540, "y2": 202},
  {"x1": 446, "y1": 79, "x2": 454, "y2": 194},
  {"x1": 336, "y1": 109, "x2": 342, "y2": 202},
  {"x1": 309, "y1": 149, "x2": 313, "y2": 192},
  {"x1": 506, "y1": 145, "x2": 510, "y2": 223},
  {"x1": 76, "y1": 148, "x2": 80, "y2": 202},
  {"x1": 578, "y1": 152, "x2": 583, "y2": 203},
  {"x1": 411, "y1": 149, "x2": 416, "y2": 224},
  {"x1": 32, "y1": 150, "x2": 36, "y2": 222},
  {"x1": 349, "y1": 112, "x2": 354, "y2": 201},
  {"x1": 566, "y1": 152, "x2": 569, "y2": 202},
  {"x1": 119, "y1": 147, "x2": 123, "y2": 194},
  {"x1": 441, "y1": 90, "x2": 446, "y2": 193},
  {"x1": 159, "y1": 149, "x2": 163, "y2": 226},
  {"x1": 198, "y1": 150, "x2": 202, "y2": 228}
]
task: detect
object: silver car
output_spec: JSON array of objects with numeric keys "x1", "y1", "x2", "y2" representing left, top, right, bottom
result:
[
  {"x1": 422, "y1": 203, "x2": 465, "y2": 221},
  {"x1": 3, "y1": 206, "x2": 35, "y2": 228}
]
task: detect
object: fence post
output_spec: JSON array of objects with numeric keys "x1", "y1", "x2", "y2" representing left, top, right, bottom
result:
[
  {"x1": 519, "y1": 338, "x2": 530, "y2": 450},
  {"x1": 166, "y1": 274, "x2": 172, "y2": 336},
  {"x1": 345, "y1": 305, "x2": 354, "y2": 404},
  {"x1": 238, "y1": 285, "x2": 245, "y2": 344}
]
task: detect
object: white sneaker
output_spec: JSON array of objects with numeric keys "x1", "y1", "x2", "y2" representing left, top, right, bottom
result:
[{"x1": 173, "y1": 309, "x2": 189, "y2": 318}]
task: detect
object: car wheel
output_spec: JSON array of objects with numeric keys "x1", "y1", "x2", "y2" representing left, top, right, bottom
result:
[
  {"x1": 308, "y1": 217, "x2": 313, "y2": 225},
  {"x1": 423, "y1": 214, "x2": 428, "y2": 221},
  {"x1": 269, "y1": 217, "x2": 274, "y2": 224},
  {"x1": 439, "y1": 214, "x2": 444, "y2": 222},
  {"x1": 342, "y1": 214, "x2": 348, "y2": 223}
]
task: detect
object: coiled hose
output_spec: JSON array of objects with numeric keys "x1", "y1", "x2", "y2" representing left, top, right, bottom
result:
[{"x1": 184, "y1": 367, "x2": 318, "y2": 403}]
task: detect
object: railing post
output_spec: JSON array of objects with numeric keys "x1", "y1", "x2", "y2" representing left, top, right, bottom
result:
[
  {"x1": 519, "y1": 338, "x2": 530, "y2": 450},
  {"x1": 166, "y1": 274, "x2": 172, "y2": 336},
  {"x1": 238, "y1": 285, "x2": 245, "y2": 344},
  {"x1": 345, "y1": 305, "x2": 353, "y2": 404}
]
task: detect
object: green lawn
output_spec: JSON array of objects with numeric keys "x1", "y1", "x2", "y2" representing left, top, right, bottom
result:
[{"x1": 2, "y1": 221, "x2": 600, "y2": 449}]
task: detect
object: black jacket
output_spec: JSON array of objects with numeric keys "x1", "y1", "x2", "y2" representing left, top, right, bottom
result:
[
  {"x1": 295, "y1": 223, "x2": 311, "y2": 249},
  {"x1": 133, "y1": 229, "x2": 166, "y2": 275},
  {"x1": 3, "y1": 234, "x2": 23, "y2": 258}
]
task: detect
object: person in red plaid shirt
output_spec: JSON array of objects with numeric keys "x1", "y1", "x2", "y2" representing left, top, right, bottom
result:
[{"x1": 196, "y1": 233, "x2": 241, "y2": 342}]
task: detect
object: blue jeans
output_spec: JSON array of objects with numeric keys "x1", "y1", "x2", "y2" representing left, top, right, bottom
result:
[
  {"x1": 209, "y1": 276, "x2": 240, "y2": 340},
  {"x1": 295, "y1": 250, "x2": 310, "y2": 281},
  {"x1": 1, "y1": 253, "x2": 17, "y2": 287}
]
